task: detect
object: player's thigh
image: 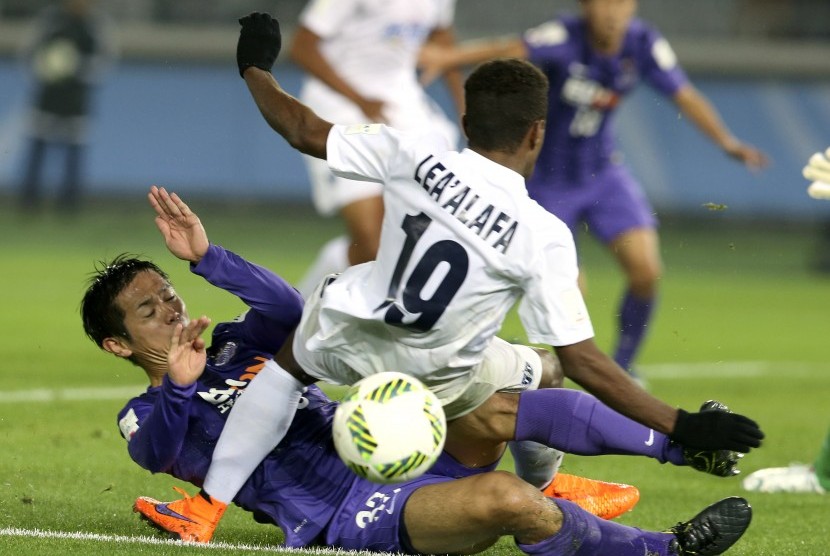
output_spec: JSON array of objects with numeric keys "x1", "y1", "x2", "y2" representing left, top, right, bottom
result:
[
  {"x1": 609, "y1": 227, "x2": 662, "y2": 290},
  {"x1": 325, "y1": 475, "x2": 455, "y2": 554},
  {"x1": 340, "y1": 195, "x2": 384, "y2": 261},
  {"x1": 404, "y1": 471, "x2": 562, "y2": 552},
  {"x1": 584, "y1": 164, "x2": 657, "y2": 245},
  {"x1": 442, "y1": 338, "x2": 543, "y2": 422}
]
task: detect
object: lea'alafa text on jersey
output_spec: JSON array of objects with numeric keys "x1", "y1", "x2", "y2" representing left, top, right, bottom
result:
[{"x1": 413, "y1": 154, "x2": 518, "y2": 254}]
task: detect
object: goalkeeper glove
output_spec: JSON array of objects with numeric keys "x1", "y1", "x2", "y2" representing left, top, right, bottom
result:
[
  {"x1": 804, "y1": 148, "x2": 830, "y2": 200},
  {"x1": 237, "y1": 12, "x2": 281, "y2": 78},
  {"x1": 671, "y1": 405, "x2": 764, "y2": 453}
]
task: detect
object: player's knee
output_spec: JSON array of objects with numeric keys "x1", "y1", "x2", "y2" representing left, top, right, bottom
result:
[
  {"x1": 628, "y1": 264, "x2": 661, "y2": 297},
  {"x1": 536, "y1": 348, "x2": 563, "y2": 388},
  {"x1": 469, "y1": 471, "x2": 542, "y2": 523}
]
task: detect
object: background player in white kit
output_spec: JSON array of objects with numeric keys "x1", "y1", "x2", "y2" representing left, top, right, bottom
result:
[
  {"x1": 145, "y1": 13, "x2": 763, "y2": 538},
  {"x1": 290, "y1": 0, "x2": 463, "y2": 298}
]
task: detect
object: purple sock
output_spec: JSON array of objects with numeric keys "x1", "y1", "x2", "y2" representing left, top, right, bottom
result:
[
  {"x1": 614, "y1": 290, "x2": 655, "y2": 371},
  {"x1": 517, "y1": 498, "x2": 674, "y2": 556},
  {"x1": 515, "y1": 388, "x2": 686, "y2": 465}
]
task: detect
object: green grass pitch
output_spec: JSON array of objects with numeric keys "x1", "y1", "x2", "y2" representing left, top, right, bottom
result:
[{"x1": 1, "y1": 196, "x2": 828, "y2": 554}]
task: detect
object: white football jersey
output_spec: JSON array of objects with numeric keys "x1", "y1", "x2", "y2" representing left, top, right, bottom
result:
[
  {"x1": 298, "y1": 0, "x2": 456, "y2": 132},
  {"x1": 301, "y1": 124, "x2": 595, "y2": 383}
]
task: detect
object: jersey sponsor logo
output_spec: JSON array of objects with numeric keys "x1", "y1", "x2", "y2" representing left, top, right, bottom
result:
[
  {"x1": 413, "y1": 154, "x2": 519, "y2": 253},
  {"x1": 382, "y1": 22, "x2": 430, "y2": 44},
  {"x1": 561, "y1": 64, "x2": 620, "y2": 137},
  {"x1": 197, "y1": 356, "x2": 268, "y2": 413}
]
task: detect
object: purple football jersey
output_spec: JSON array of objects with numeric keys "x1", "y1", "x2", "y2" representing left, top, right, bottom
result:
[{"x1": 523, "y1": 15, "x2": 688, "y2": 185}]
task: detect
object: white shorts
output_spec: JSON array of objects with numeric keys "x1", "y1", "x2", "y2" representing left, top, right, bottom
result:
[
  {"x1": 293, "y1": 276, "x2": 542, "y2": 420},
  {"x1": 300, "y1": 81, "x2": 459, "y2": 216}
]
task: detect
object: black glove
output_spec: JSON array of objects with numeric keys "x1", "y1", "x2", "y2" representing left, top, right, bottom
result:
[
  {"x1": 237, "y1": 12, "x2": 282, "y2": 78},
  {"x1": 671, "y1": 406, "x2": 764, "y2": 452}
]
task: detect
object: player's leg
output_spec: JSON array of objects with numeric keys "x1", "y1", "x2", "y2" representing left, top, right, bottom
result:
[
  {"x1": 296, "y1": 156, "x2": 383, "y2": 298},
  {"x1": 19, "y1": 137, "x2": 46, "y2": 210},
  {"x1": 608, "y1": 226, "x2": 661, "y2": 373},
  {"x1": 59, "y1": 141, "x2": 83, "y2": 211},
  {"x1": 400, "y1": 472, "x2": 750, "y2": 556},
  {"x1": 587, "y1": 165, "x2": 661, "y2": 376},
  {"x1": 443, "y1": 342, "x2": 639, "y2": 519},
  {"x1": 509, "y1": 348, "x2": 565, "y2": 488}
]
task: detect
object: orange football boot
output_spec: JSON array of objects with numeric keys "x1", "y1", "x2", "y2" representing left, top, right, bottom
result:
[
  {"x1": 133, "y1": 486, "x2": 227, "y2": 543},
  {"x1": 543, "y1": 473, "x2": 640, "y2": 520}
]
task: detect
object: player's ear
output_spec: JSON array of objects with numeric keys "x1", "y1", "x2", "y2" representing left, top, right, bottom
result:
[
  {"x1": 103, "y1": 336, "x2": 133, "y2": 359},
  {"x1": 528, "y1": 119, "x2": 546, "y2": 151},
  {"x1": 460, "y1": 114, "x2": 470, "y2": 141}
]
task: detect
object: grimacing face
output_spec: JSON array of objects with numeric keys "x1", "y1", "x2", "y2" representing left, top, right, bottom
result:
[
  {"x1": 111, "y1": 270, "x2": 188, "y2": 365},
  {"x1": 581, "y1": 0, "x2": 637, "y2": 52}
]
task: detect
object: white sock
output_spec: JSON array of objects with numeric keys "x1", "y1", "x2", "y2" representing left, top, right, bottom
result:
[
  {"x1": 508, "y1": 440, "x2": 564, "y2": 489},
  {"x1": 296, "y1": 235, "x2": 351, "y2": 299},
  {"x1": 203, "y1": 359, "x2": 304, "y2": 504}
]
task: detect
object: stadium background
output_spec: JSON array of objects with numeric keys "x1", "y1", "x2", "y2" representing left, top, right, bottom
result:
[
  {"x1": 0, "y1": 1, "x2": 828, "y2": 554},
  {"x1": 0, "y1": 0, "x2": 829, "y2": 218}
]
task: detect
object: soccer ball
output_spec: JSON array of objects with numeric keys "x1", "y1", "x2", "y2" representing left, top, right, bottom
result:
[{"x1": 333, "y1": 372, "x2": 447, "y2": 484}]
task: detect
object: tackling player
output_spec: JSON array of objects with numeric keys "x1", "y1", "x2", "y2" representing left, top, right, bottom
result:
[
  {"x1": 135, "y1": 12, "x2": 763, "y2": 541},
  {"x1": 289, "y1": 0, "x2": 462, "y2": 298},
  {"x1": 417, "y1": 0, "x2": 769, "y2": 380},
  {"x1": 84, "y1": 187, "x2": 754, "y2": 555}
]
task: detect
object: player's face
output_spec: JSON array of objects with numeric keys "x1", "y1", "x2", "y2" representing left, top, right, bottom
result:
[
  {"x1": 581, "y1": 0, "x2": 637, "y2": 52},
  {"x1": 115, "y1": 270, "x2": 189, "y2": 366}
]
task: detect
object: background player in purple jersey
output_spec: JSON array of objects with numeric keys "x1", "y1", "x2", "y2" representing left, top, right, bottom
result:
[{"x1": 418, "y1": 0, "x2": 769, "y2": 379}]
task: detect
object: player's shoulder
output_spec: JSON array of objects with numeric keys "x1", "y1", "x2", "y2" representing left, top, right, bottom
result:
[
  {"x1": 625, "y1": 18, "x2": 679, "y2": 70},
  {"x1": 625, "y1": 17, "x2": 669, "y2": 49},
  {"x1": 522, "y1": 198, "x2": 574, "y2": 242},
  {"x1": 523, "y1": 14, "x2": 576, "y2": 50}
]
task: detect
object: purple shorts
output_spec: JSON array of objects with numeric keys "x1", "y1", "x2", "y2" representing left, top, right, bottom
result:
[
  {"x1": 528, "y1": 162, "x2": 657, "y2": 244},
  {"x1": 323, "y1": 474, "x2": 453, "y2": 553}
]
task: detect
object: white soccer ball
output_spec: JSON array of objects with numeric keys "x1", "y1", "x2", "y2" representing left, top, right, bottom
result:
[{"x1": 333, "y1": 372, "x2": 447, "y2": 484}]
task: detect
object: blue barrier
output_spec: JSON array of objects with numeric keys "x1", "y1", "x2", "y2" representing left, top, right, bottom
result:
[{"x1": 1, "y1": 58, "x2": 828, "y2": 218}]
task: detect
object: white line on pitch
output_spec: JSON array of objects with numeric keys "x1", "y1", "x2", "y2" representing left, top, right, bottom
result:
[
  {"x1": 0, "y1": 527, "x2": 388, "y2": 556},
  {"x1": 0, "y1": 361, "x2": 826, "y2": 404}
]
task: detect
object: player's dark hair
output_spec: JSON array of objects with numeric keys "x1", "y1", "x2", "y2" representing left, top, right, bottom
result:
[
  {"x1": 81, "y1": 254, "x2": 169, "y2": 348},
  {"x1": 464, "y1": 58, "x2": 549, "y2": 152}
]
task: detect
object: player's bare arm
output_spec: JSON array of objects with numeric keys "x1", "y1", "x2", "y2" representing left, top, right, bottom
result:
[
  {"x1": 418, "y1": 36, "x2": 528, "y2": 86},
  {"x1": 238, "y1": 13, "x2": 332, "y2": 159},
  {"x1": 556, "y1": 338, "x2": 764, "y2": 453},
  {"x1": 673, "y1": 84, "x2": 769, "y2": 170},
  {"x1": 289, "y1": 25, "x2": 386, "y2": 123},
  {"x1": 424, "y1": 26, "x2": 466, "y2": 114}
]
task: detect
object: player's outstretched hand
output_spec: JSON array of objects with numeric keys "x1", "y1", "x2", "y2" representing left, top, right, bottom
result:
[
  {"x1": 804, "y1": 147, "x2": 830, "y2": 200},
  {"x1": 237, "y1": 12, "x2": 281, "y2": 78},
  {"x1": 671, "y1": 407, "x2": 764, "y2": 453},
  {"x1": 149, "y1": 185, "x2": 209, "y2": 264},
  {"x1": 724, "y1": 140, "x2": 769, "y2": 171},
  {"x1": 168, "y1": 316, "x2": 211, "y2": 387}
]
